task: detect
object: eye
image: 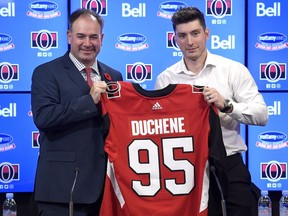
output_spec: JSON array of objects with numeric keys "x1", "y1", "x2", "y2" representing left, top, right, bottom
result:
[
  {"x1": 77, "y1": 35, "x2": 85, "y2": 39},
  {"x1": 76, "y1": 33, "x2": 86, "y2": 39},
  {"x1": 177, "y1": 34, "x2": 186, "y2": 39},
  {"x1": 192, "y1": 32, "x2": 200, "y2": 37},
  {"x1": 91, "y1": 35, "x2": 99, "y2": 40}
]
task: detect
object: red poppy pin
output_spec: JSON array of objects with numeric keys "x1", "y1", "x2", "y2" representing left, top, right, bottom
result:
[{"x1": 104, "y1": 73, "x2": 112, "y2": 81}]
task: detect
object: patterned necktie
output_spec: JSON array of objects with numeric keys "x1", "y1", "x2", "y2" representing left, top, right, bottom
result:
[{"x1": 85, "y1": 67, "x2": 93, "y2": 87}]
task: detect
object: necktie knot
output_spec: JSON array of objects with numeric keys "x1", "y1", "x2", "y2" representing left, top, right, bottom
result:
[{"x1": 85, "y1": 67, "x2": 93, "y2": 87}]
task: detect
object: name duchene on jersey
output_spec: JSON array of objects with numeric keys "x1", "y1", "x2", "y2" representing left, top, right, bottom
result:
[{"x1": 131, "y1": 117, "x2": 186, "y2": 136}]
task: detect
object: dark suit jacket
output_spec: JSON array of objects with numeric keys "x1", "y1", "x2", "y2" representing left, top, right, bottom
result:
[{"x1": 31, "y1": 51, "x2": 123, "y2": 204}]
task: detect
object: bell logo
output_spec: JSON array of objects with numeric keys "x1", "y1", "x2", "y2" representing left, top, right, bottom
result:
[
  {"x1": 211, "y1": 35, "x2": 235, "y2": 49},
  {"x1": 256, "y1": 2, "x2": 281, "y2": 17},
  {"x1": 0, "y1": 2, "x2": 15, "y2": 17},
  {"x1": 122, "y1": 3, "x2": 146, "y2": 17},
  {"x1": 268, "y1": 101, "x2": 281, "y2": 116},
  {"x1": 0, "y1": 103, "x2": 17, "y2": 117}
]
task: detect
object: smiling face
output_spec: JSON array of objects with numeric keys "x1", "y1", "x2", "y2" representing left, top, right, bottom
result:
[
  {"x1": 67, "y1": 14, "x2": 104, "y2": 67},
  {"x1": 175, "y1": 19, "x2": 209, "y2": 63}
]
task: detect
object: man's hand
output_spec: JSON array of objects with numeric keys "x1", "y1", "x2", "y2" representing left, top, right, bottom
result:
[
  {"x1": 202, "y1": 86, "x2": 225, "y2": 110},
  {"x1": 90, "y1": 81, "x2": 107, "y2": 104}
]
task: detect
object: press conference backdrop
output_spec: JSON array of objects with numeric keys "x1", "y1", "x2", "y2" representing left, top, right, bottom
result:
[
  {"x1": 247, "y1": 0, "x2": 288, "y2": 192},
  {"x1": 0, "y1": 0, "x2": 287, "y2": 193}
]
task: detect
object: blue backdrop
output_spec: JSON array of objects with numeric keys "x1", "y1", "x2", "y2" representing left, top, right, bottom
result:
[{"x1": 0, "y1": 0, "x2": 287, "y2": 193}]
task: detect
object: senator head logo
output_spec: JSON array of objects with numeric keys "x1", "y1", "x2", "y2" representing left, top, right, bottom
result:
[
  {"x1": 0, "y1": 162, "x2": 20, "y2": 184},
  {"x1": 32, "y1": 131, "x2": 40, "y2": 148},
  {"x1": 31, "y1": 29, "x2": 58, "y2": 51},
  {"x1": 82, "y1": 0, "x2": 108, "y2": 16},
  {"x1": 126, "y1": 62, "x2": 152, "y2": 83},
  {"x1": 106, "y1": 82, "x2": 121, "y2": 99},
  {"x1": 206, "y1": 0, "x2": 232, "y2": 18},
  {"x1": 0, "y1": 62, "x2": 19, "y2": 84},
  {"x1": 260, "y1": 62, "x2": 286, "y2": 83},
  {"x1": 166, "y1": 32, "x2": 179, "y2": 50},
  {"x1": 261, "y1": 160, "x2": 287, "y2": 182}
]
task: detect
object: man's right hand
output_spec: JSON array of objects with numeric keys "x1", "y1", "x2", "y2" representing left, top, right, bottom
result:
[{"x1": 90, "y1": 81, "x2": 107, "y2": 104}]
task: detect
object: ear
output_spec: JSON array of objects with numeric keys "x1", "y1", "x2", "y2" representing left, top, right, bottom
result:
[
  {"x1": 67, "y1": 30, "x2": 72, "y2": 45},
  {"x1": 205, "y1": 28, "x2": 210, "y2": 40},
  {"x1": 100, "y1": 33, "x2": 104, "y2": 46}
]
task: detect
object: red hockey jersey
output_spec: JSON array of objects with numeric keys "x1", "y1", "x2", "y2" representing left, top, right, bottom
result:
[{"x1": 100, "y1": 81, "x2": 226, "y2": 216}]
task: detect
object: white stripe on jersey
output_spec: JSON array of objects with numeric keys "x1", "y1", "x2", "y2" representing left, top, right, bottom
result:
[
  {"x1": 200, "y1": 161, "x2": 209, "y2": 213},
  {"x1": 107, "y1": 161, "x2": 125, "y2": 208}
]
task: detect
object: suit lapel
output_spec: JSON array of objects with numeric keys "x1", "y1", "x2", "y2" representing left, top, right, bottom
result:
[
  {"x1": 62, "y1": 52, "x2": 89, "y2": 92},
  {"x1": 98, "y1": 61, "x2": 113, "y2": 82}
]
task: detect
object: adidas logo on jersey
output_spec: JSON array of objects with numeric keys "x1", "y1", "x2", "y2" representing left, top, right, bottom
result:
[{"x1": 152, "y1": 102, "x2": 163, "y2": 110}]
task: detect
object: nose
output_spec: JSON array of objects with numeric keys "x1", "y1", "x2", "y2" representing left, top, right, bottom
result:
[
  {"x1": 83, "y1": 37, "x2": 91, "y2": 46},
  {"x1": 187, "y1": 35, "x2": 194, "y2": 45}
]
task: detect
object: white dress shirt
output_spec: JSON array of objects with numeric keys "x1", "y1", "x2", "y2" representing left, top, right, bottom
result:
[
  {"x1": 155, "y1": 51, "x2": 268, "y2": 156},
  {"x1": 69, "y1": 52, "x2": 101, "y2": 83}
]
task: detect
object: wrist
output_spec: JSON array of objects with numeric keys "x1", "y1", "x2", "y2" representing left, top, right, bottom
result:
[{"x1": 220, "y1": 99, "x2": 233, "y2": 113}]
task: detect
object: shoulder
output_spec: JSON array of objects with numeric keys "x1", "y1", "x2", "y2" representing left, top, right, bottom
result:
[
  {"x1": 158, "y1": 60, "x2": 182, "y2": 78},
  {"x1": 98, "y1": 61, "x2": 123, "y2": 81},
  {"x1": 32, "y1": 53, "x2": 71, "y2": 81},
  {"x1": 98, "y1": 61, "x2": 121, "y2": 74},
  {"x1": 164, "y1": 60, "x2": 182, "y2": 72},
  {"x1": 210, "y1": 53, "x2": 246, "y2": 69},
  {"x1": 154, "y1": 61, "x2": 182, "y2": 89}
]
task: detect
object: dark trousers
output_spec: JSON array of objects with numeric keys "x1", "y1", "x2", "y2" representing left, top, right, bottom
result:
[
  {"x1": 37, "y1": 199, "x2": 101, "y2": 216},
  {"x1": 225, "y1": 153, "x2": 257, "y2": 216}
]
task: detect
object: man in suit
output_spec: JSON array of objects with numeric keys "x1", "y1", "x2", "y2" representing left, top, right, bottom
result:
[{"x1": 31, "y1": 8, "x2": 123, "y2": 216}]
